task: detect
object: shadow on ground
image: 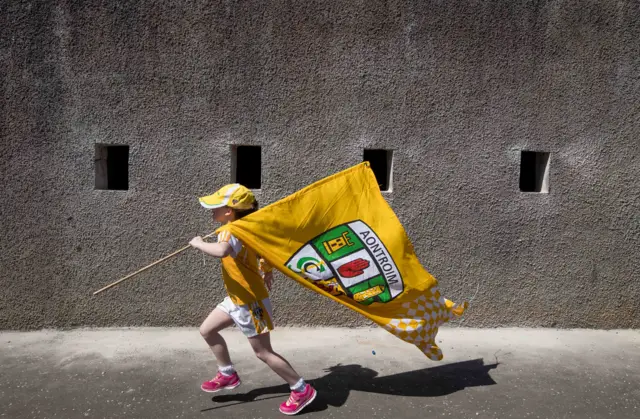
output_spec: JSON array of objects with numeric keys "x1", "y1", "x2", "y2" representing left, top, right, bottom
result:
[{"x1": 202, "y1": 358, "x2": 498, "y2": 414}]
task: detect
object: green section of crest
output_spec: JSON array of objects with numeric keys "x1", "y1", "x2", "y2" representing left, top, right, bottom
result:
[
  {"x1": 312, "y1": 225, "x2": 364, "y2": 262},
  {"x1": 347, "y1": 275, "x2": 392, "y2": 305}
]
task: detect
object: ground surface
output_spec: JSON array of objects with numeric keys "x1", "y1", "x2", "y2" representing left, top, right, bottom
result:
[{"x1": 1, "y1": 327, "x2": 639, "y2": 419}]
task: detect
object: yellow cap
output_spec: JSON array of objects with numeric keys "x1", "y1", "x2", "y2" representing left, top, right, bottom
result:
[{"x1": 199, "y1": 184, "x2": 255, "y2": 210}]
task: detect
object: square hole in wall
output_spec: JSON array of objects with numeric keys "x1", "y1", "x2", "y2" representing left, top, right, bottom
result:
[
  {"x1": 364, "y1": 149, "x2": 393, "y2": 192},
  {"x1": 520, "y1": 151, "x2": 550, "y2": 193},
  {"x1": 231, "y1": 145, "x2": 261, "y2": 189},
  {"x1": 95, "y1": 144, "x2": 129, "y2": 190}
]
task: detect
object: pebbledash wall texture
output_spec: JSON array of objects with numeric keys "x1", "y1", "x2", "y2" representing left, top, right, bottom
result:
[{"x1": 1, "y1": 0, "x2": 638, "y2": 330}]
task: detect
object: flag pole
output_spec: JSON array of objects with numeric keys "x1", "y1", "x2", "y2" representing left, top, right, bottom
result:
[{"x1": 93, "y1": 232, "x2": 216, "y2": 295}]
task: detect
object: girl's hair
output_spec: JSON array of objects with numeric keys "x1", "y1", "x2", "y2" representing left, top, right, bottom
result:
[{"x1": 233, "y1": 200, "x2": 259, "y2": 219}]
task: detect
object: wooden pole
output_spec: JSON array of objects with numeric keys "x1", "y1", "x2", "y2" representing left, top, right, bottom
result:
[{"x1": 93, "y1": 232, "x2": 216, "y2": 295}]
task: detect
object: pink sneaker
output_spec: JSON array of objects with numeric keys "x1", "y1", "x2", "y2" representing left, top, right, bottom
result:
[
  {"x1": 200, "y1": 371, "x2": 241, "y2": 393},
  {"x1": 279, "y1": 384, "x2": 317, "y2": 415}
]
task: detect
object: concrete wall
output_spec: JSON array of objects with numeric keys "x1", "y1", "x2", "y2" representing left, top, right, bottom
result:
[{"x1": 1, "y1": 0, "x2": 638, "y2": 330}]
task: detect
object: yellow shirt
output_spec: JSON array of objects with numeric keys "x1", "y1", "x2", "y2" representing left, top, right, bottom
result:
[{"x1": 217, "y1": 228, "x2": 270, "y2": 305}]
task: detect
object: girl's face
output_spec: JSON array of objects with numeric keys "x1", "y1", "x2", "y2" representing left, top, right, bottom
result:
[{"x1": 212, "y1": 207, "x2": 234, "y2": 223}]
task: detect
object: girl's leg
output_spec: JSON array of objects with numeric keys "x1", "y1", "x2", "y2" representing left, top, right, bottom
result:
[
  {"x1": 250, "y1": 332, "x2": 317, "y2": 415},
  {"x1": 199, "y1": 307, "x2": 235, "y2": 367},
  {"x1": 248, "y1": 332, "x2": 302, "y2": 386}
]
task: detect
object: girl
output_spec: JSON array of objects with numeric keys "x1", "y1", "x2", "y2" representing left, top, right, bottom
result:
[{"x1": 189, "y1": 183, "x2": 317, "y2": 416}]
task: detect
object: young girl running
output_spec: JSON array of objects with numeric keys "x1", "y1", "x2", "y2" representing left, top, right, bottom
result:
[{"x1": 189, "y1": 183, "x2": 317, "y2": 416}]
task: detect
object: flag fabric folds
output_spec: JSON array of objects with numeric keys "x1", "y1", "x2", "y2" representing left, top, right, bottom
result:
[{"x1": 218, "y1": 162, "x2": 468, "y2": 360}]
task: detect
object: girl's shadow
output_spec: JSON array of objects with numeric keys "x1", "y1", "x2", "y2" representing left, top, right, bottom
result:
[{"x1": 202, "y1": 358, "x2": 498, "y2": 414}]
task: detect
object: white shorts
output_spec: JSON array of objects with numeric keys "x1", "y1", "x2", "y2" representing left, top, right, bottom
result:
[{"x1": 217, "y1": 296, "x2": 274, "y2": 338}]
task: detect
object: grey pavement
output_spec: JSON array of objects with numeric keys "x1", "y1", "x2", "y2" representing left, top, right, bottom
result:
[{"x1": 1, "y1": 327, "x2": 638, "y2": 419}]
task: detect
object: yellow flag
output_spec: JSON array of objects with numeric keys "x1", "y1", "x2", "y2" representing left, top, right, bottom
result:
[{"x1": 219, "y1": 162, "x2": 468, "y2": 360}]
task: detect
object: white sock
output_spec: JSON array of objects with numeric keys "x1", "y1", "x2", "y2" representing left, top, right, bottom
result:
[
  {"x1": 290, "y1": 378, "x2": 306, "y2": 392},
  {"x1": 218, "y1": 364, "x2": 236, "y2": 376}
]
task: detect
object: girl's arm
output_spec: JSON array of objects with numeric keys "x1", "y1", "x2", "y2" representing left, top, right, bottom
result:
[
  {"x1": 189, "y1": 236, "x2": 232, "y2": 258},
  {"x1": 259, "y1": 257, "x2": 274, "y2": 274},
  {"x1": 259, "y1": 257, "x2": 274, "y2": 290}
]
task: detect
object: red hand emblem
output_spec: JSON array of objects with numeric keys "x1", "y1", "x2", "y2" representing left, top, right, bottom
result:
[{"x1": 338, "y1": 258, "x2": 370, "y2": 278}]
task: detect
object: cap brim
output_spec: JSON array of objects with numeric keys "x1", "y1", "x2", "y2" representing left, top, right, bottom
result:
[{"x1": 199, "y1": 197, "x2": 225, "y2": 209}]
